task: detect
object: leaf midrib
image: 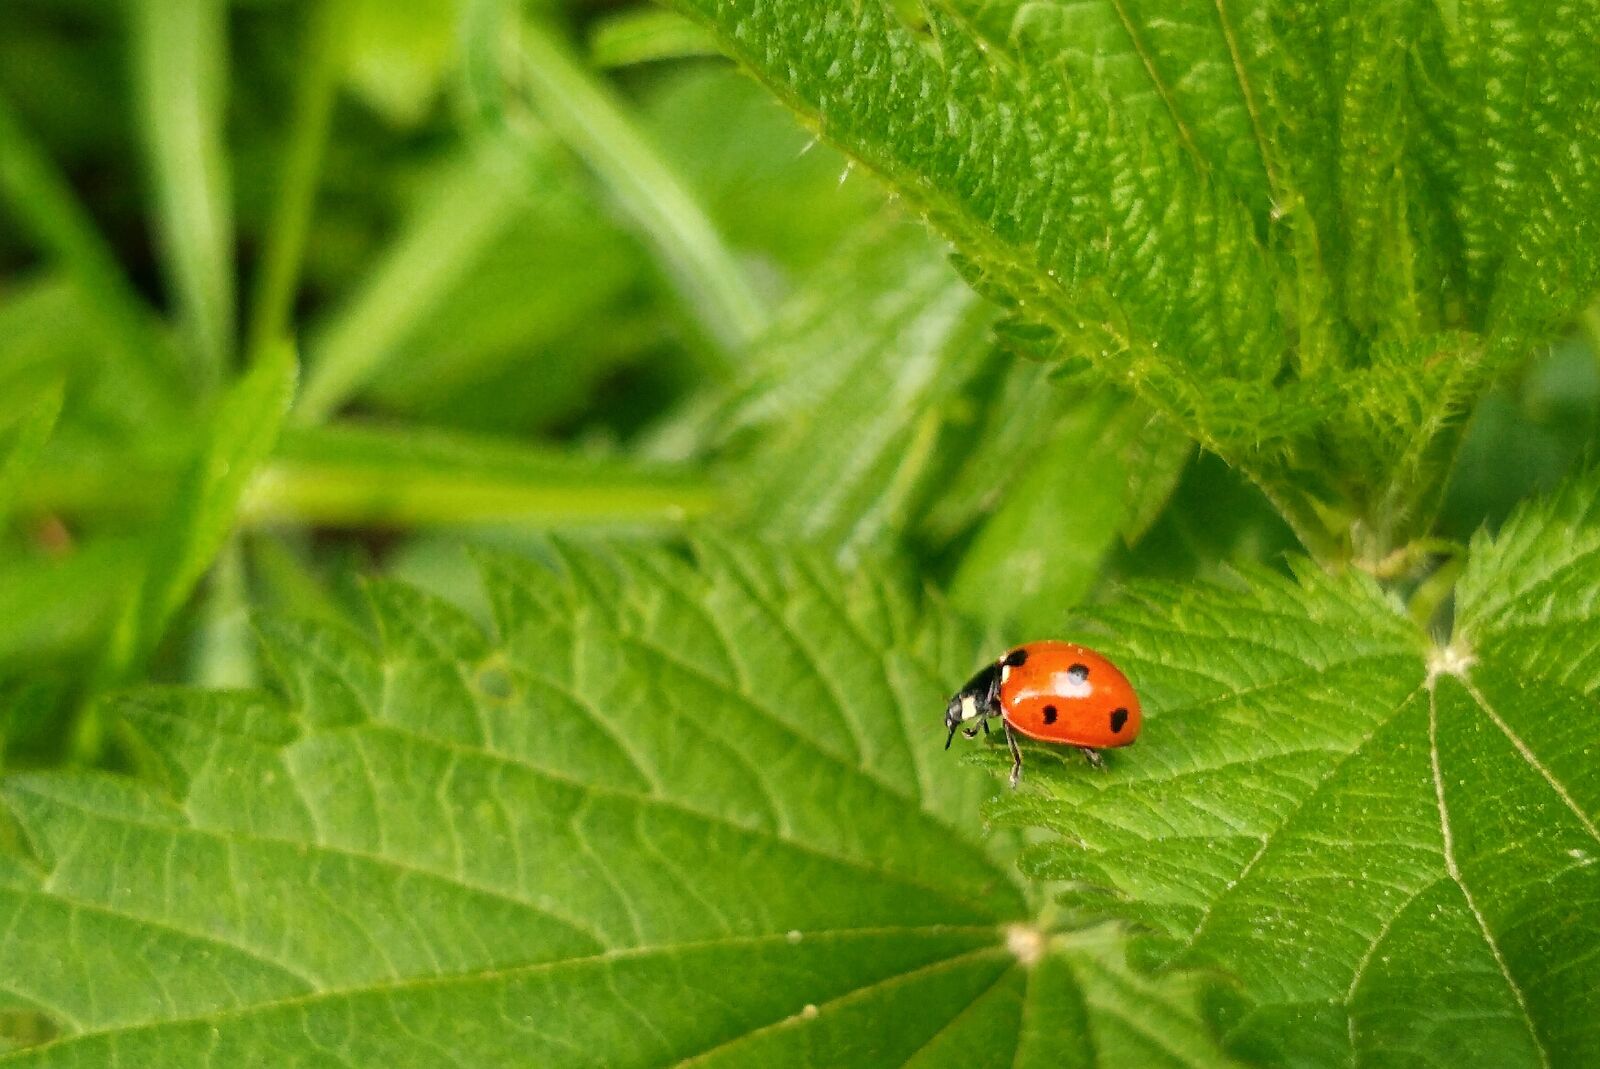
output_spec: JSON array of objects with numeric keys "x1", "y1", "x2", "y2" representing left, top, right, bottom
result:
[
  {"x1": 1106, "y1": 0, "x2": 1207, "y2": 169},
  {"x1": 1207, "y1": 0, "x2": 1278, "y2": 199},
  {"x1": 1428, "y1": 680, "x2": 1554, "y2": 1068},
  {"x1": 1178, "y1": 676, "x2": 1428, "y2": 956},
  {"x1": 0, "y1": 930, "x2": 1009, "y2": 1065}
]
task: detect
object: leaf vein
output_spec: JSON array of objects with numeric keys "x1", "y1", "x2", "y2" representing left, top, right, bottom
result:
[
  {"x1": 1428, "y1": 685, "x2": 1552, "y2": 1069},
  {"x1": 1181, "y1": 678, "x2": 1428, "y2": 953},
  {"x1": 1460, "y1": 677, "x2": 1600, "y2": 846}
]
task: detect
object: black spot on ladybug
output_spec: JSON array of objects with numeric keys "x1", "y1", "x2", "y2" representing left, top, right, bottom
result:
[
  {"x1": 1068, "y1": 663, "x2": 1089, "y2": 682},
  {"x1": 1004, "y1": 648, "x2": 1029, "y2": 667},
  {"x1": 1043, "y1": 705, "x2": 1058, "y2": 724},
  {"x1": 1110, "y1": 708, "x2": 1129, "y2": 734}
]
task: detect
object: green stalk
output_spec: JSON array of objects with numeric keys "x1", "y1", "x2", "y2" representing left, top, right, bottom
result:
[
  {"x1": 294, "y1": 139, "x2": 530, "y2": 422},
  {"x1": 589, "y1": 9, "x2": 720, "y2": 69},
  {"x1": 1239, "y1": 463, "x2": 1346, "y2": 565},
  {"x1": 190, "y1": 537, "x2": 257, "y2": 688},
  {"x1": 517, "y1": 17, "x2": 765, "y2": 355},
  {"x1": 18, "y1": 426, "x2": 720, "y2": 531},
  {"x1": 245, "y1": 0, "x2": 347, "y2": 364},
  {"x1": 130, "y1": 0, "x2": 237, "y2": 389},
  {"x1": 240, "y1": 460, "x2": 719, "y2": 529},
  {"x1": 464, "y1": 0, "x2": 764, "y2": 363}
]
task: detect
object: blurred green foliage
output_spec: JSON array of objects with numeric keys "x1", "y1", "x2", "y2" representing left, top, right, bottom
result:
[
  {"x1": 0, "y1": 1, "x2": 1597, "y2": 1064},
  {"x1": 0, "y1": 0, "x2": 1596, "y2": 766}
]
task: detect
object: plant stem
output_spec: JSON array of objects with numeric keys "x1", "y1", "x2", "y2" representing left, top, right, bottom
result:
[
  {"x1": 189, "y1": 537, "x2": 257, "y2": 688},
  {"x1": 246, "y1": 0, "x2": 347, "y2": 364},
  {"x1": 130, "y1": 0, "x2": 237, "y2": 391},
  {"x1": 588, "y1": 9, "x2": 720, "y2": 69},
  {"x1": 1240, "y1": 463, "x2": 1346, "y2": 565},
  {"x1": 16, "y1": 429, "x2": 720, "y2": 531},
  {"x1": 240, "y1": 460, "x2": 719, "y2": 529},
  {"x1": 502, "y1": 10, "x2": 766, "y2": 362},
  {"x1": 294, "y1": 138, "x2": 529, "y2": 422}
]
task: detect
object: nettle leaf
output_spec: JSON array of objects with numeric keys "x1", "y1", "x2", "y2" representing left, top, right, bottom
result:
[
  {"x1": 633, "y1": 220, "x2": 1203, "y2": 716},
  {"x1": 668, "y1": 0, "x2": 1600, "y2": 548},
  {"x1": 691, "y1": 222, "x2": 999, "y2": 558},
  {"x1": 990, "y1": 472, "x2": 1600, "y2": 1066},
  {"x1": 677, "y1": 221, "x2": 1183, "y2": 613},
  {"x1": 0, "y1": 540, "x2": 1239, "y2": 1066},
  {"x1": 949, "y1": 394, "x2": 1191, "y2": 636}
]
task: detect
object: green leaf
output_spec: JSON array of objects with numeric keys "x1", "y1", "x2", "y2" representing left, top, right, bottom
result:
[
  {"x1": 589, "y1": 7, "x2": 720, "y2": 68},
  {"x1": 0, "y1": 537, "x2": 139, "y2": 668},
  {"x1": 244, "y1": 0, "x2": 348, "y2": 362},
  {"x1": 639, "y1": 65, "x2": 888, "y2": 278},
  {"x1": 346, "y1": 162, "x2": 644, "y2": 435},
  {"x1": 0, "y1": 100, "x2": 185, "y2": 406},
  {"x1": 678, "y1": 221, "x2": 1181, "y2": 583},
  {"x1": 663, "y1": 0, "x2": 1282, "y2": 453},
  {"x1": 463, "y1": 2, "x2": 766, "y2": 361},
  {"x1": 949, "y1": 394, "x2": 1154, "y2": 635},
  {"x1": 130, "y1": 0, "x2": 237, "y2": 386},
  {"x1": 694, "y1": 222, "x2": 998, "y2": 557},
  {"x1": 296, "y1": 137, "x2": 536, "y2": 423},
  {"x1": 1117, "y1": 411, "x2": 1194, "y2": 547},
  {"x1": 0, "y1": 383, "x2": 62, "y2": 528},
  {"x1": 0, "y1": 540, "x2": 1239, "y2": 1066},
  {"x1": 339, "y1": 0, "x2": 456, "y2": 127},
  {"x1": 666, "y1": 0, "x2": 1600, "y2": 553},
  {"x1": 0, "y1": 275, "x2": 179, "y2": 440},
  {"x1": 992, "y1": 471, "x2": 1600, "y2": 1066},
  {"x1": 98, "y1": 347, "x2": 298, "y2": 691}
]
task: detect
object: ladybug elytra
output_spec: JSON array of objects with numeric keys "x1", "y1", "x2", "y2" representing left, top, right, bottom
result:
[{"x1": 944, "y1": 640, "x2": 1141, "y2": 787}]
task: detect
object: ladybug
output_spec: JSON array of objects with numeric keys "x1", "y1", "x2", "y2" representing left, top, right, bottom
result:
[{"x1": 944, "y1": 640, "x2": 1141, "y2": 787}]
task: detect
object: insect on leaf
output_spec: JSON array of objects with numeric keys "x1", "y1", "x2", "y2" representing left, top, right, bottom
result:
[
  {"x1": 991, "y1": 470, "x2": 1600, "y2": 1066},
  {"x1": 0, "y1": 538, "x2": 1239, "y2": 1067}
]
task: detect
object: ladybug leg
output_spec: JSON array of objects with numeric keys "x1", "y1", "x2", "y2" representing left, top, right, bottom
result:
[
  {"x1": 1079, "y1": 746, "x2": 1105, "y2": 770},
  {"x1": 984, "y1": 666, "x2": 1004, "y2": 710},
  {"x1": 1003, "y1": 720, "x2": 1023, "y2": 788},
  {"x1": 980, "y1": 669, "x2": 1004, "y2": 737}
]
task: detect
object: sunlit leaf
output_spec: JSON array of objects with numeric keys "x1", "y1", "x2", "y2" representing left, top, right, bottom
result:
[
  {"x1": 669, "y1": 0, "x2": 1600, "y2": 547},
  {"x1": 0, "y1": 540, "x2": 1238, "y2": 1067},
  {"x1": 994, "y1": 471, "x2": 1600, "y2": 1066}
]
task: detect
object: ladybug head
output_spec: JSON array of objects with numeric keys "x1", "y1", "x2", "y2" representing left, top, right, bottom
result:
[
  {"x1": 943, "y1": 697, "x2": 966, "y2": 749},
  {"x1": 944, "y1": 662, "x2": 998, "y2": 749}
]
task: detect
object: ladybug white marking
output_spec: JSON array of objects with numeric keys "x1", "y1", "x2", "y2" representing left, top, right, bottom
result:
[{"x1": 1059, "y1": 675, "x2": 1092, "y2": 699}]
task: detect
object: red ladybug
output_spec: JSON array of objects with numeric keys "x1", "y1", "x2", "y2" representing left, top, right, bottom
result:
[{"x1": 944, "y1": 640, "x2": 1141, "y2": 787}]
